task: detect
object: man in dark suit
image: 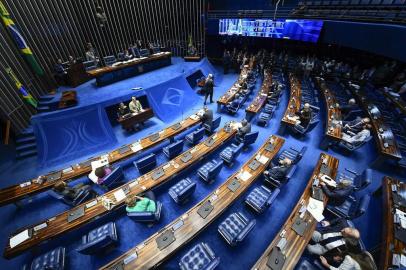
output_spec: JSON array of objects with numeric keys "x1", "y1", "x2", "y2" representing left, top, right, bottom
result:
[
  {"x1": 200, "y1": 106, "x2": 213, "y2": 129},
  {"x1": 237, "y1": 119, "x2": 251, "y2": 140},
  {"x1": 321, "y1": 179, "x2": 354, "y2": 206},
  {"x1": 204, "y1": 74, "x2": 214, "y2": 105},
  {"x1": 263, "y1": 158, "x2": 293, "y2": 182},
  {"x1": 295, "y1": 103, "x2": 313, "y2": 128},
  {"x1": 129, "y1": 44, "x2": 141, "y2": 58},
  {"x1": 343, "y1": 117, "x2": 370, "y2": 134}
]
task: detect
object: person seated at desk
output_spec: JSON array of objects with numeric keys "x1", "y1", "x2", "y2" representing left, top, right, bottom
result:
[
  {"x1": 187, "y1": 44, "x2": 197, "y2": 56},
  {"x1": 229, "y1": 93, "x2": 242, "y2": 108},
  {"x1": 339, "y1": 99, "x2": 358, "y2": 117},
  {"x1": 68, "y1": 55, "x2": 76, "y2": 66},
  {"x1": 200, "y1": 106, "x2": 213, "y2": 129},
  {"x1": 263, "y1": 158, "x2": 293, "y2": 181},
  {"x1": 321, "y1": 179, "x2": 353, "y2": 206},
  {"x1": 129, "y1": 44, "x2": 141, "y2": 58},
  {"x1": 343, "y1": 117, "x2": 370, "y2": 134},
  {"x1": 129, "y1": 97, "x2": 143, "y2": 114},
  {"x1": 118, "y1": 102, "x2": 129, "y2": 117},
  {"x1": 295, "y1": 103, "x2": 313, "y2": 128},
  {"x1": 53, "y1": 181, "x2": 90, "y2": 201},
  {"x1": 94, "y1": 166, "x2": 112, "y2": 185},
  {"x1": 125, "y1": 191, "x2": 156, "y2": 213},
  {"x1": 307, "y1": 226, "x2": 361, "y2": 257},
  {"x1": 85, "y1": 42, "x2": 99, "y2": 64},
  {"x1": 54, "y1": 59, "x2": 67, "y2": 85},
  {"x1": 341, "y1": 124, "x2": 371, "y2": 146},
  {"x1": 237, "y1": 119, "x2": 251, "y2": 140}
]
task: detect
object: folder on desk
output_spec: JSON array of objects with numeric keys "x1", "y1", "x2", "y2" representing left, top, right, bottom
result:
[{"x1": 266, "y1": 247, "x2": 285, "y2": 270}]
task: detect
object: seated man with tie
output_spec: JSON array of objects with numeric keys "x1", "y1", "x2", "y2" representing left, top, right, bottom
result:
[
  {"x1": 263, "y1": 158, "x2": 293, "y2": 182},
  {"x1": 129, "y1": 96, "x2": 143, "y2": 114},
  {"x1": 53, "y1": 181, "x2": 91, "y2": 201},
  {"x1": 343, "y1": 117, "x2": 370, "y2": 134},
  {"x1": 129, "y1": 44, "x2": 140, "y2": 58},
  {"x1": 321, "y1": 179, "x2": 354, "y2": 206},
  {"x1": 200, "y1": 106, "x2": 213, "y2": 129},
  {"x1": 341, "y1": 124, "x2": 371, "y2": 146},
  {"x1": 118, "y1": 102, "x2": 129, "y2": 117},
  {"x1": 295, "y1": 103, "x2": 313, "y2": 128},
  {"x1": 237, "y1": 119, "x2": 251, "y2": 140}
]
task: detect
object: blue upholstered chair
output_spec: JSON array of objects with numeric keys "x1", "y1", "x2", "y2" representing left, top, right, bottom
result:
[
  {"x1": 257, "y1": 112, "x2": 273, "y2": 127},
  {"x1": 168, "y1": 178, "x2": 196, "y2": 204},
  {"x1": 103, "y1": 55, "x2": 116, "y2": 66},
  {"x1": 263, "y1": 104, "x2": 274, "y2": 114},
  {"x1": 101, "y1": 166, "x2": 124, "y2": 190},
  {"x1": 179, "y1": 242, "x2": 220, "y2": 270},
  {"x1": 22, "y1": 246, "x2": 66, "y2": 270},
  {"x1": 163, "y1": 140, "x2": 184, "y2": 159},
  {"x1": 185, "y1": 127, "x2": 205, "y2": 145},
  {"x1": 139, "y1": 49, "x2": 150, "y2": 57},
  {"x1": 235, "y1": 131, "x2": 259, "y2": 147},
  {"x1": 327, "y1": 194, "x2": 371, "y2": 220},
  {"x1": 117, "y1": 52, "x2": 125, "y2": 61},
  {"x1": 83, "y1": 60, "x2": 97, "y2": 71},
  {"x1": 76, "y1": 222, "x2": 118, "y2": 255},
  {"x1": 296, "y1": 259, "x2": 324, "y2": 270},
  {"x1": 264, "y1": 165, "x2": 297, "y2": 188},
  {"x1": 245, "y1": 186, "x2": 280, "y2": 214},
  {"x1": 48, "y1": 184, "x2": 94, "y2": 206},
  {"x1": 220, "y1": 143, "x2": 244, "y2": 166},
  {"x1": 217, "y1": 212, "x2": 256, "y2": 246},
  {"x1": 226, "y1": 98, "x2": 243, "y2": 114},
  {"x1": 204, "y1": 116, "x2": 221, "y2": 133},
  {"x1": 198, "y1": 160, "x2": 224, "y2": 183},
  {"x1": 338, "y1": 168, "x2": 372, "y2": 192},
  {"x1": 127, "y1": 201, "x2": 163, "y2": 223},
  {"x1": 293, "y1": 105, "x2": 320, "y2": 134},
  {"x1": 278, "y1": 146, "x2": 307, "y2": 164},
  {"x1": 134, "y1": 153, "x2": 156, "y2": 174}
]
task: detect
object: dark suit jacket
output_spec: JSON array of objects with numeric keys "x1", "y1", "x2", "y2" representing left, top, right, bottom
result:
[
  {"x1": 201, "y1": 110, "x2": 213, "y2": 128},
  {"x1": 268, "y1": 165, "x2": 290, "y2": 181},
  {"x1": 322, "y1": 184, "x2": 354, "y2": 206}
]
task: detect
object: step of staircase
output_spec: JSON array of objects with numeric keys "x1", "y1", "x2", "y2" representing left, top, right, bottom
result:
[
  {"x1": 16, "y1": 142, "x2": 37, "y2": 153},
  {"x1": 16, "y1": 149, "x2": 37, "y2": 160}
]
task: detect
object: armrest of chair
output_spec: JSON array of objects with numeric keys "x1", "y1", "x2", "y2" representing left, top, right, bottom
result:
[
  {"x1": 266, "y1": 188, "x2": 280, "y2": 206},
  {"x1": 73, "y1": 187, "x2": 91, "y2": 205},
  {"x1": 205, "y1": 258, "x2": 220, "y2": 270},
  {"x1": 236, "y1": 220, "x2": 256, "y2": 242},
  {"x1": 286, "y1": 165, "x2": 297, "y2": 180}
]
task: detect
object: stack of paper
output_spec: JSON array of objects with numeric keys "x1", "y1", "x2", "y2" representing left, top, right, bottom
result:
[
  {"x1": 239, "y1": 171, "x2": 252, "y2": 182},
  {"x1": 307, "y1": 197, "x2": 325, "y2": 222},
  {"x1": 395, "y1": 209, "x2": 406, "y2": 229},
  {"x1": 257, "y1": 155, "x2": 269, "y2": 165},
  {"x1": 131, "y1": 142, "x2": 143, "y2": 153},
  {"x1": 113, "y1": 189, "x2": 127, "y2": 203},
  {"x1": 10, "y1": 229, "x2": 30, "y2": 248}
]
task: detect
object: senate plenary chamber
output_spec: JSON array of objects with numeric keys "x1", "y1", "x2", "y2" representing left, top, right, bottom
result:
[{"x1": 0, "y1": 0, "x2": 405, "y2": 269}]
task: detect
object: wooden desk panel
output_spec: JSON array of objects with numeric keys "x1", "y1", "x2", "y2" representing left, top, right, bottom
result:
[
  {"x1": 117, "y1": 108, "x2": 154, "y2": 130},
  {"x1": 380, "y1": 176, "x2": 406, "y2": 270},
  {"x1": 4, "y1": 125, "x2": 238, "y2": 259},
  {"x1": 0, "y1": 115, "x2": 201, "y2": 207},
  {"x1": 348, "y1": 86, "x2": 402, "y2": 160},
  {"x1": 100, "y1": 135, "x2": 285, "y2": 270},
  {"x1": 87, "y1": 52, "x2": 171, "y2": 77},
  {"x1": 281, "y1": 74, "x2": 301, "y2": 126},
  {"x1": 316, "y1": 78, "x2": 342, "y2": 141},
  {"x1": 246, "y1": 71, "x2": 273, "y2": 114},
  {"x1": 252, "y1": 153, "x2": 339, "y2": 270}
]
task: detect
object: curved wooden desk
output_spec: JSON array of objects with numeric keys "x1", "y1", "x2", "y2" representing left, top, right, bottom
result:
[
  {"x1": 245, "y1": 70, "x2": 273, "y2": 119},
  {"x1": 4, "y1": 125, "x2": 237, "y2": 259},
  {"x1": 281, "y1": 74, "x2": 301, "y2": 130},
  {"x1": 252, "y1": 152, "x2": 339, "y2": 270},
  {"x1": 100, "y1": 135, "x2": 285, "y2": 270},
  {"x1": 0, "y1": 115, "x2": 201, "y2": 207},
  {"x1": 380, "y1": 176, "x2": 406, "y2": 270}
]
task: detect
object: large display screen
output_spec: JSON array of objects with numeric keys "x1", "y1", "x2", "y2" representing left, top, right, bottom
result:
[{"x1": 219, "y1": 19, "x2": 323, "y2": 43}]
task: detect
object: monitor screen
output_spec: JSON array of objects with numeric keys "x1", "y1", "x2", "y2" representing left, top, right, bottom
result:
[{"x1": 219, "y1": 19, "x2": 324, "y2": 43}]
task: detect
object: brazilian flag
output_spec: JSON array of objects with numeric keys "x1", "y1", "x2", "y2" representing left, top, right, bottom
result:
[
  {"x1": 6, "y1": 68, "x2": 38, "y2": 108},
  {"x1": 0, "y1": 1, "x2": 44, "y2": 76}
]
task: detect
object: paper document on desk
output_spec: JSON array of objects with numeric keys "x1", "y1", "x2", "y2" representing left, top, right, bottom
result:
[
  {"x1": 257, "y1": 155, "x2": 269, "y2": 165},
  {"x1": 307, "y1": 197, "x2": 325, "y2": 222},
  {"x1": 10, "y1": 229, "x2": 30, "y2": 248},
  {"x1": 91, "y1": 157, "x2": 109, "y2": 171},
  {"x1": 131, "y1": 142, "x2": 143, "y2": 152},
  {"x1": 114, "y1": 189, "x2": 127, "y2": 203},
  {"x1": 190, "y1": 114, "x2": 200, "y2": 121},
  {"x1": 320, "y1": 175, "x2": 337, "y2": 188},
  {"x1": 88, "y1": 171, "x2": 98, "y2": 184},
  {"x1": 239, "y1": 171, "x2": 252, "y2": 182}
]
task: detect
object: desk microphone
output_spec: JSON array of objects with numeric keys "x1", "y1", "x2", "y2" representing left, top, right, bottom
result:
[{"x1": 132, "y1": 87, "x2": 143, "y2": 90}]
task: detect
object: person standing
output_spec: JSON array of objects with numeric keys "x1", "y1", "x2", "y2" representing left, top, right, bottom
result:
[{"x1": 204, "y1": 74, "x2": 214, "y2": 105}]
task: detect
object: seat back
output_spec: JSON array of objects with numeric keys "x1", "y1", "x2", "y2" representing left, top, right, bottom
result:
[
  {"x1": 208, "y1": 160, "x2": 224, "y2": 179},
  {"x1": 127, "y1": 201, "x2": 162, "y2": 222},
  {"x1": 179, "y1": 243, "x2": 220, "y2": 270},
  {"x1": 103, "y1": 55, "x2": 116, "y2": 66},
  {"x1": 76, "y1": 222, "x2": 117, "y2": 255},
  {"x1": 353, "y1": 168, "x2": 372, "y2": 191},
  {"x1": 211, "y1": 116, "x2": 222, "y2": 132},
  {"x1": 83, "y1": 60, "x2": 97, "y2": 71},
  {"x1": 353, "y1": 194, "x2": 371, "y2": 219},
  {"x1": 164, "y1": 140, "x2": 184, "y2": 159},
  {"x1": 191, "y1": 127, "x2": 205, "y2": 142},
  {"x1": 242, "y1": 131, "x2": 259, "y2": 146},
  {"x1": 169, "y1": 178, "x2": 196, "y2": 203},
  {"x1": 140, "y1": 49, "x2": 149, "y2": 57},
  {"x1": 102, "y1": 166, "x2": 124, "y2": 188},
  {"x1": 117, "y1": 52, "x2": 125, "y2": 61},
  {"x1": 134, "y1": 153, "x2": 157, "y2": 174},
  {"x1": 29, "y1": 247, "x2": 66, "y2": 270}
]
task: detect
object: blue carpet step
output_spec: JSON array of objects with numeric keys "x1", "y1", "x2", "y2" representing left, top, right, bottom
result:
[
  {"x1": 16, "y1": 135, "x2": 36, "y2": 145},
  {"x1": 39, "y1": 95, "x2": 55, "y2": 102},
  {"x1": 16, "y1": 142, "x2": 37, "y2": 153},
  {"x1": 18, "y1": 126, "x2": 34, "y2": 138},
  {"x1": 16, "y1": 149, "x2": 37, "y2": 160}
]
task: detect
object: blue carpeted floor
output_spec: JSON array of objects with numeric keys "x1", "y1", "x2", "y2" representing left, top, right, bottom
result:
[{"x1": 0, "y1": 61, "x2": 405, "y2": 269}]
